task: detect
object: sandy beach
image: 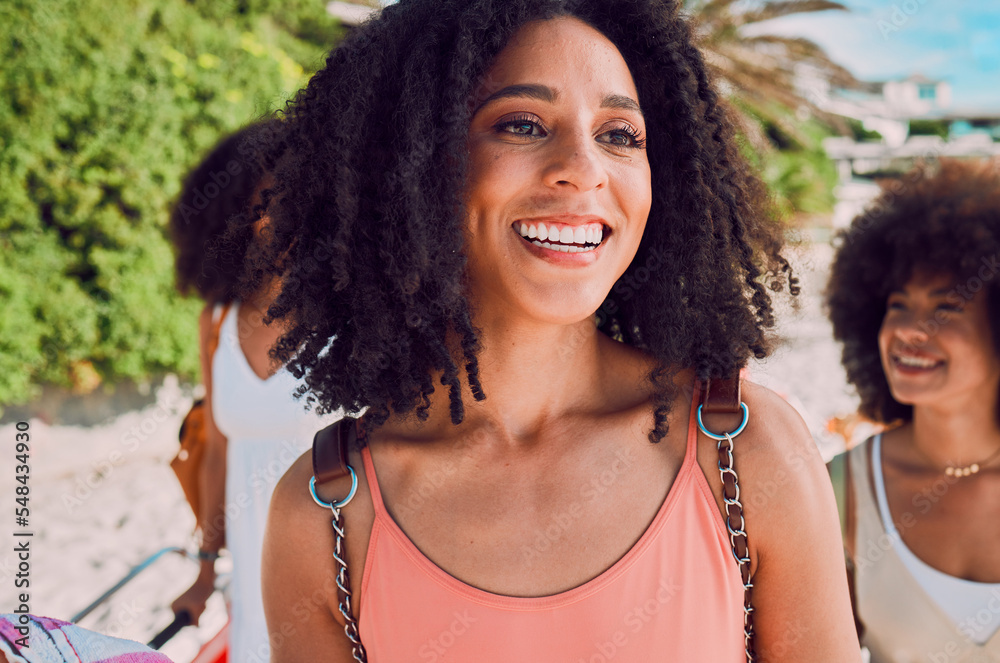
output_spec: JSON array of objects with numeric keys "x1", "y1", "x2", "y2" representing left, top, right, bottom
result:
[{"x1": 0, "y1": 242, "x2": 860, "y2": 661}]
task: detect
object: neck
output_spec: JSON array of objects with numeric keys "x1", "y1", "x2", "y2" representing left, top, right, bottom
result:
[
  {"x1": 381, "y1": 309, "x2": 625, "y2": 446},
  {"x1": 910, "y1": 393, "x2": 1000, "y2": 468}
]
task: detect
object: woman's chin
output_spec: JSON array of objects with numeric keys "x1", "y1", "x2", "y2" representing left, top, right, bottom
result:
[{"x1": 888, "y1": 386, "x2": 940, "y2": 409}]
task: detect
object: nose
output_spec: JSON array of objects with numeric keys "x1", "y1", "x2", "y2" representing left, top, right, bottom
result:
[
  {"x1": 541, "y1": 130, "x2": 608, "y2": 192},
  {"x1": 891, "y1": 314, "x2": 931, "y2": 348}
]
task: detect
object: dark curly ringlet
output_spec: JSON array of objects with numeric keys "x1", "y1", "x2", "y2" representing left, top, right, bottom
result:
[
  {"x1": 170, "y1": 120, "x2": 282, "y2": 303},
  {"x1": 227, "y1": 0, "x2": 796, "y2": 442},
  {"x1": 826, "y1": 158, "x2": 1000, "y2": 424}
]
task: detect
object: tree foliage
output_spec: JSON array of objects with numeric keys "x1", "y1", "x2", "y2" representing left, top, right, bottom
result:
[
  {"x1": 687, "y1": 0, "x2": 854, "y2": 219},
  {"x1": 0, "y1": 0, "x2": 340, "y2": 409}
]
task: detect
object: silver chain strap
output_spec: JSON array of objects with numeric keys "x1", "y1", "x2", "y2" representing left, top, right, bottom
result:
[
  {"x1": 717, "y1": 431, "x2": 756, "y2": 662},
  {"x1": 310, "y1": 470, "x2": 367, "y2": 662},
  {"x1": 328, "y1": 502, "x2": 368, "y2": 662}
]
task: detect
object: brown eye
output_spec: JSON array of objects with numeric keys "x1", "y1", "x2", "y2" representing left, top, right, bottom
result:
[
  {"x1": 599, "y1": 124, "x2": 645, "y2": 149},
  {"x1": 495, "y1": 114, "x2": 546, "y2": 138}
]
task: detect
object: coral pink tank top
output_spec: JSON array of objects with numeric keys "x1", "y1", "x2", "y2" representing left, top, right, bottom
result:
[{"x1": 357, "y1": 386, "x2": 745, "y2": 661}]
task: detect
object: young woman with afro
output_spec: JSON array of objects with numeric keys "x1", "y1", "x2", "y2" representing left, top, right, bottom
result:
[
  {"x1": 231, "y1": 0, "x2": 859, "y2": 659},
  {"x1": 827, "y1": 158, "x2": 1000, "y2": 662}
]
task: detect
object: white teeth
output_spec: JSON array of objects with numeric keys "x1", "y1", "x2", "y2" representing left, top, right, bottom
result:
[
  {"x1": 897, "y1": 355, "x2": 938, "y2": 368},
  {"x1": 531, "y1": 240, "x2": 596, "y2": 253},
  {"x1": 517, "y1": 222, "x2": 605, "y2": 247}
]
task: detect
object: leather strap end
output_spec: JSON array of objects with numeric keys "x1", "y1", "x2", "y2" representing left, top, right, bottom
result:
[
  {"x1": 312, "y1": 417, "x2": 357, "y2": 485},
  {"x1": 701, "y1": 377, "x2": 741, "y2": 415}
]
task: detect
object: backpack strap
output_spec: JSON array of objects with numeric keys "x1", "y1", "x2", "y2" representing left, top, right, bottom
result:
[
  {"x1": 828, "y1": 452, "x2": 849, "y2": 543},
  {"x1": 208, "y1": 302, "x2": 231, "y2": 361},
  {"x1": 829, "y1": 444, "x2": 865, "y2": 640},
  {"x1": 702, "y1": 376, "x2": 741, "y2": 414},
  {"x1": 312, "y1": 416, "x2": 359, "y2": 485},
  {"x1": 309, "y1": 415, "x2": 367, "y2": 660}
]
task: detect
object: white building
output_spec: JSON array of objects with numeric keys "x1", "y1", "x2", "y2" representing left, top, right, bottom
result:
[{"x1": 798, "y1": 70, "x2": 953, "y2": 148}]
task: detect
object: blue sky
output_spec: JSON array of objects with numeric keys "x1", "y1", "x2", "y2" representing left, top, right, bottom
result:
[{"x1": 746, "y1": 0, "x2": 1000, "y2": 113}]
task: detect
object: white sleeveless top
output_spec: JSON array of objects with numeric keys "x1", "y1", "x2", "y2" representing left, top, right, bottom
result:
[
  {"x1": 210, "y1": 301, "x2": 341, "y2": 663},
  {"x1": 871, "y1": 434, "x2": 1000, "y2": 645},
  {"x1": 849, "y1": 436, "x2": 1000, "y2": 662}
]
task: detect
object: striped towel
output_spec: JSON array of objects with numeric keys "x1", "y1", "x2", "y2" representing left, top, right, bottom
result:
[{"x1": 0, "y1": 614, "x2": 173, "y2": 663}]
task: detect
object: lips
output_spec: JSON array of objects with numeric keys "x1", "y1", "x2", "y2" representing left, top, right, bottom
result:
[
  {"x1": 889, "y1": 351, "x2": 944, "y2": 372},
  {"x1": 511, "y1": 214, "x2": 611, "y2": 258}
]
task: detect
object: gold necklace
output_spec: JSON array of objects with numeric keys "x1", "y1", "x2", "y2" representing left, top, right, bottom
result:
[{"x1": 914, "y1": 443, "x2": 1000, "y2": 478}]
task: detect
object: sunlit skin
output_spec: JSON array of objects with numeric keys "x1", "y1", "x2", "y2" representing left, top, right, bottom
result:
[
  {"x1": 874, "y1": 271, "x2": 1000, "y2": 583},
  {"x1": 263, "y1": 17, "x2": 859, "y2": 661},
  {"x1": 463, "y1": 21, "x2": 651, "y2": 327},
  {"x1": 880, "y1": 271, "x2": 1000, "y2": 415}
]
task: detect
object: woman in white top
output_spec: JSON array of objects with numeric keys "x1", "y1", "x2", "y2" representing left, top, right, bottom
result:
[
  {"x1": 168, "y1": 122, "x2": 338, "y2": 662},
  {"x1": 827, "y1": 158, "x2": 1000, "y2": 662}
]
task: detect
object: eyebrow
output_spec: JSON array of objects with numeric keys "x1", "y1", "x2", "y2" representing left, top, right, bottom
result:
[
  {"x1": 601, "y1": 93, "x2": 643, "y2": 115},
  {"x1": 889, "y1": 288, "x2": 955, "y2": 297},
  {"x1": 472, "y1": 84, "x2": 643, "y2": 116}
]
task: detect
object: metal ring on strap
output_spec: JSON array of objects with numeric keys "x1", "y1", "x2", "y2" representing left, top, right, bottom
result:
[
  {"x1": 309, "y1": 466, "x2": 358, "y2": 510},
  {"x1": 696, "y1": 402, "x2": 749, "y2": 440}
]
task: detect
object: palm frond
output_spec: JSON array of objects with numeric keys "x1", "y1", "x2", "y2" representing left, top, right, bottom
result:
[
  {"x1": 689, "y1": 0, "x2": 857, "y2": 142},
  {"x1": 739, "y1": 1, "x2": 848, "y2": 26}
]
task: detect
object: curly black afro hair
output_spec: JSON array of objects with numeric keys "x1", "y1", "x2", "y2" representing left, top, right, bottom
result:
[
  {"x1": 827, "y1": 158, "x2": 1000, "y2": 424},
  {"x1": 225, "y1": 0, "x2": 797, "y2": 442},
  {"x1": 170, "y1": 120, "x2": 281, "y2": 302}
]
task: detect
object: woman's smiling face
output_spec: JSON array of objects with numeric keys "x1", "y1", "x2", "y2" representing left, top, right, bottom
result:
[
  {"x1": 878, "y1": 270, "x2": 1000, "y2": 409},
  {"x1": 463, "y1": 16, "x2": 652, "y2": 325}
]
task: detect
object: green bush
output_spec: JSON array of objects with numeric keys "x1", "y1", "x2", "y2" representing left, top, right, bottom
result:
[
  {"x1": 909, "y1": 119, "x2": 950, "y2": 139},
  {"x1": 845, "y1": 117, "x2": 883, "y2": 142},
  {"x1": 731, "y1": 99, "x2": 839, "y2": 222},
  {"x1": 0, "y1": 0, "x2": 341, "y2": 409}
]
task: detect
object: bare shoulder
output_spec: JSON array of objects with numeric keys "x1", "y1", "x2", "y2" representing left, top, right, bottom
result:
[
  {"x1": 263, "y1": 436, "x2": 375, "y2": 661},
  {"x1": 698, "y1": 381, "x2": 859, "y2": 659},
  {"x1": 263, "y1": 450, "x2": 354, "y2": 660},
  {"x1": 264, "y1": 450, "x2": 341, "y2": 615},
  {"x1": 696, "y1": 380, "x2": 836, "y2": 566},
  {"x1": 734, "y1": 381, "x2": 834, "y2": 541},
  {"x1": 737, "y1": 380, "x2": 824, "y2": 477}
]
